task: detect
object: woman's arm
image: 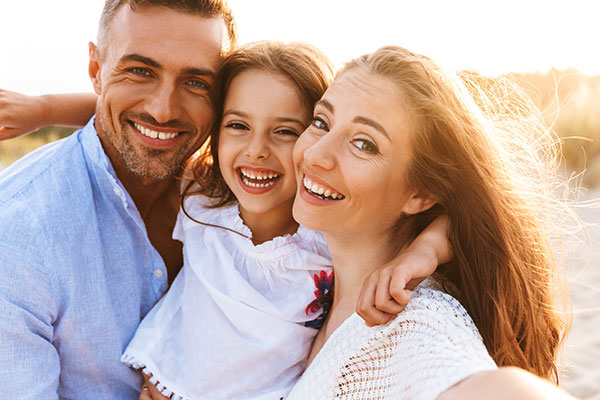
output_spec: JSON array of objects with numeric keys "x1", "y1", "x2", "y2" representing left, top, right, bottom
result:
[
  {"x1": 438, "y1": 367, "x2": 576, "y2": 400},
  {"x1": 357, "y1": 215, "x2": 451, "y2": 326},
  {"x1": 0, "y1": 89, "x2": 97, "y2": 140}
]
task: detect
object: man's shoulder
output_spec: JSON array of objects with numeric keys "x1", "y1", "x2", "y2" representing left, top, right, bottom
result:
[{"x1": 0, "y1": 129, "x2": 88, "y2": 206}]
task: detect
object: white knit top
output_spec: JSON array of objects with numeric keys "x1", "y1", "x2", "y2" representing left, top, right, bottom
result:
[
  {"x1": 121, "y1": 195, "x2": 333, "y2": 400},
  {"x1": 286, "y1": 279, "x2": 497, "y2": 400}
]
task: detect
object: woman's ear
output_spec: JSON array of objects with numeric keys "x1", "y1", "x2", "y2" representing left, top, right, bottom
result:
[
  {"x1": 88, "y1": 42, "x2": 102, "y2": 95},
  {"x1": 401, "y1": 191, "x2": 437, "y2": 215}
]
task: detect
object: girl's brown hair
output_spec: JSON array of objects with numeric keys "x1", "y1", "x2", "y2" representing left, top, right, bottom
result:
[
  {"x1": 339, "y1": 46, "x2": 571, "y2": 381},
  {"x1": 187, "y1": 41, "x2": 334, "y2": 207}
]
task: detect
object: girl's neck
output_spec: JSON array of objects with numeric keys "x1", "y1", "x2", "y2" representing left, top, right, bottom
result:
[{"x1": 239, "y1": 200, "x2": 299, "y2": 245}]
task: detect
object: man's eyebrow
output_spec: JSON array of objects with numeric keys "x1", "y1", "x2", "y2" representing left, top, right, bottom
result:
[
  {"x1": 353, "y1": 116, "x2": 390, "y2": 140},
  {"x1": 118, "y1": 54, "x2": 215, "y2": 78},
  {"x1": 119, "y1": 54, "x2": 161, "y2": 68},
  {"x1": 182, "y1": 67, "x2": 216, "y2": 78}
]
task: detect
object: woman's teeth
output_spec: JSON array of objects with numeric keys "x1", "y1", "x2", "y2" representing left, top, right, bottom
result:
[
  {"x1": 134, "y1": 122, "x2": 179, "y2": 140},
  {"x1": 303, "y1": 177, "x2": 345, "y2": 200}
]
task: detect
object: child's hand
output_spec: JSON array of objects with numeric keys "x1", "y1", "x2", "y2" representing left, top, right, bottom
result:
[
  {"x1": 357, "y1": 215, "x2": 451, "y2": 327},
  {"x1": 139, "y1": 372, "x2": 171, "y2": 400},
  {"x1": 0, "y1": 89, "x2": 49, "y2": 140}
]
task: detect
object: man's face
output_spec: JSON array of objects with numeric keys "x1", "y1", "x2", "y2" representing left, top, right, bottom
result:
[{"x1": 89, "y1": 4, "x2": 226, "y2": 181}]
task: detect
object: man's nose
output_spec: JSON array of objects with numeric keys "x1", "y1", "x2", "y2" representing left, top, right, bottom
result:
[{"x1": 144, "y1": 81, "x2": 181, "y2": 124}]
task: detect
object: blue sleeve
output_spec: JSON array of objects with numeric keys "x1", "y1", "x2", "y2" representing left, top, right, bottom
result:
[{"x1": 0, "y1": 217, "x2": 61, "y2": 399}]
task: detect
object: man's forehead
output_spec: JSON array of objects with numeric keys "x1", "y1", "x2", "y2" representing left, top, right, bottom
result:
[{"x1": 105, "y1": 4, "x2": 227, "y2": 63}]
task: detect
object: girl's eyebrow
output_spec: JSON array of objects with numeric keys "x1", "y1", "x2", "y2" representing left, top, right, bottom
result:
[{"x1": 222, "y1": 110, "x2": 306, "y2": 126}]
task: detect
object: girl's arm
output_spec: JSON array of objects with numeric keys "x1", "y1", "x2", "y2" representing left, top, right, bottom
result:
[
  {"x1": 357, "y1": 215, "x2": 451, "y2": 326},
  {"x1": 0, "y1": 89, "x2": 97, "y2": 141}
]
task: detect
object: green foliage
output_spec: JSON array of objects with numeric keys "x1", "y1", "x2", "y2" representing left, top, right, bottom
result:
[{"x1": 0, "y1": 126, "x2": 76, "y2": 168}]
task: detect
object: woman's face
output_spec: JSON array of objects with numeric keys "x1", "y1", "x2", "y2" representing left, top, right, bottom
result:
[{"x1": 292, "y1": 67, "x2": 419, "y2": 240}]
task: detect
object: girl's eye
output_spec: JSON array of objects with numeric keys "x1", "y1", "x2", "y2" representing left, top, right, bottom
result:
[
  {"x1": 275, "y1": 128, "x2": 300, "y2": 137},
  {"x1": 225, "y1": 122, "x2": 248, "y2": 130},
  {"x1": 351, "y1": 138, "x2": 379, "y2": 154},
  {"x1": 312, "y1": 117, "x2": 329, "y2": 131}
]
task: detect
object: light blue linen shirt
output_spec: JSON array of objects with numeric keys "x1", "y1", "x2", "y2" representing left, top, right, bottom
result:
[{"x1": 0, "y1": 118, "x2": 168, "y2": 399}]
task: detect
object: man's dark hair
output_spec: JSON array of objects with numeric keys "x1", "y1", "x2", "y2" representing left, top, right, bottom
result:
[{"x1": 97, "y1": 0, "x2": 237, "y2": 56}]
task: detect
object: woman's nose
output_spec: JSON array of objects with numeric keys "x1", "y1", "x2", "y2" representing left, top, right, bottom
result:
[{"x1": 303, "y1": 132, "x2": 336, "y2": 171}]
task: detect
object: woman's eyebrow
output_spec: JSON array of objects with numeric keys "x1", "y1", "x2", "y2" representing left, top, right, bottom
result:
[
  {"x1": 315, "y1": 98, "x2": 334, "y2": 113},
  {"x1": 353, "y1": 116, "x2": 389, "y2": 139}
]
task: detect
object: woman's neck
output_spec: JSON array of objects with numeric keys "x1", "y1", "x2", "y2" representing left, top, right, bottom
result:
[{"x1": 322, "y1": 231, "x2": 402, "y2": 327}]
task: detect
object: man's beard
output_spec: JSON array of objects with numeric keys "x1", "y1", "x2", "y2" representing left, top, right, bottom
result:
[{"x1": 98, "y1": 110, "x2": 198, "y2": 181}]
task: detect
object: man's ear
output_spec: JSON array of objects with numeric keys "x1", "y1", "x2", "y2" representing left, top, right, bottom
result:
[
  {"x1": 88, "y1": 42, "x2": 102, "y2": 95},
  {"x1": 401, "y1": 191, "x2": 437, "y2": 215}
]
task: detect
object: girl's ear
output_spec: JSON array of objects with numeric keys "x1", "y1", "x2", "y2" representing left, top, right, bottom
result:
[
  {"x1": 88, "y1": 42, "x2": 102, "y2": 95},
  {"x1": 401, "y1": 191, "x2": 437, "y2": 215}
]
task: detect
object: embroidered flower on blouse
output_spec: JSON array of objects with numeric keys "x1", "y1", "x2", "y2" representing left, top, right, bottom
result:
[{"x1": 304, "y1": 270, "x2": 334, "y2": 329}]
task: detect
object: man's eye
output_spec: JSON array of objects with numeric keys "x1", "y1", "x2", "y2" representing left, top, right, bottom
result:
[
  {"x1": 351, "y1": 138, "x2": 378, "y2": 154},
  {"x1": 187, "y1": 80, "x2": 208, "y2": 89},
  {"x1": 312, "y1": 117, "x2": 329, "y2": 131},
  {"x1": 130, "y1": 67, "x2": 150, "y2": 76}
]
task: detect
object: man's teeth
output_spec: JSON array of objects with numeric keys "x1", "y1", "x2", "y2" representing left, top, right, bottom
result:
[
  {"x1": 303, "y1": 178, "x2": 344, "y2": 200},
  {"x1": 134, "y1": 122, "x2": 179, "y2": 140}
]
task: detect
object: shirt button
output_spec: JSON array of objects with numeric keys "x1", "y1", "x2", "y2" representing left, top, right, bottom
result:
[
  {"x1": 113, "y1": 186, "x2": 123, "y2": 197},
  {"x1": 153, "y1": 269, "x2": 164, "y2": 279}
]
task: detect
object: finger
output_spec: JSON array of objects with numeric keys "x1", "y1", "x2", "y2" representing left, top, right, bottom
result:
[
  {"x1": 357, "y1": 273, "x2": 395, "y2": 327},
  {"x1": 0, "y1": 126, "x2": 24, "y2": 141},
  {"x1": 139, "y1": 385, "x2": 152, "y2": 400},
  {"x1": 389, "y1": 268, "x2": 415, "y2": 307},
  {"x1": 372, "y1": 268, "x2": 406, "y2": 315}
]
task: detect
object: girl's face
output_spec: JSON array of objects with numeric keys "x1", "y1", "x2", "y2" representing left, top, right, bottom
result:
[
  {"x1": 293, "y1": 68, "x2": 425, "y2": 241},
  {"x1": 218, "y1": 69, "x2": 311, "y2": 225}
]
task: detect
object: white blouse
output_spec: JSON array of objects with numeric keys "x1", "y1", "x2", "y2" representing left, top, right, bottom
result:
[
  {"x1": 121, "y1": 195, "x2": 333, "y2": 400},
  {"x1": 286, "y1": 279, "x2": 497, "y2": 400}
]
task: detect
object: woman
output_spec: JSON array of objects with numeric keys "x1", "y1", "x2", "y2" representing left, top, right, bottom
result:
[{"x1": 285, "y1": 46, "x2": 573, "y2": 398}]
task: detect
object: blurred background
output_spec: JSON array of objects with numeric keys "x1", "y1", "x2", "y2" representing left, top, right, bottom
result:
[{"x1": 0, "y1": 1, "x2": 598, "y2": 398}]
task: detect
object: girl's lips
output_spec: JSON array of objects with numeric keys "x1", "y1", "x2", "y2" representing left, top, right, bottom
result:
[{"x1": 237, "y1": 167, "x2": 282, "y2": 195}]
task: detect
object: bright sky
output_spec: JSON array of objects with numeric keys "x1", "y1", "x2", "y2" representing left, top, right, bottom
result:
[{"x1": 0, "y1": 0, "x2": 598, "y2": 95}]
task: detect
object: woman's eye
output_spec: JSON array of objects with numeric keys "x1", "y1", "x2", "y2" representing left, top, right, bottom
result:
[
  {"x1": 225, "y1": 122, "x2": 248, "y2": 130},
  {"x1": 351, "y1": 138, "x2": 378, "y2": 154},
  {"x1": 311, "y1": 117, "x2": 329, "y2": 131}
]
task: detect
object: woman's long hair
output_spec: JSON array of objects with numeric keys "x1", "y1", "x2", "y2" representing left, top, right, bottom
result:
[
  {"x1": 339, "y1": 46, "x2": 572, "y2": 381},
  {"x1": 186, "y1": 41, "x2": 334, "y2": 207}
]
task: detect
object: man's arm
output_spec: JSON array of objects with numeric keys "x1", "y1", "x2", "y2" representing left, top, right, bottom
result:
[
  {"x1": 0, "y1": 225, "x2": 61, "y2": 398},
  {"x1": 0, "y1": 89, "x2": 97, "y2": 140},
  {"x1": 438, "y1": 367, "x2": 576, "y2": 400}
]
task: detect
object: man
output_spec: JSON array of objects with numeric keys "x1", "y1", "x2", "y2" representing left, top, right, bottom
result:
[{"x1": 0, "y1": 1, "x2": 235, "y2": 398}]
